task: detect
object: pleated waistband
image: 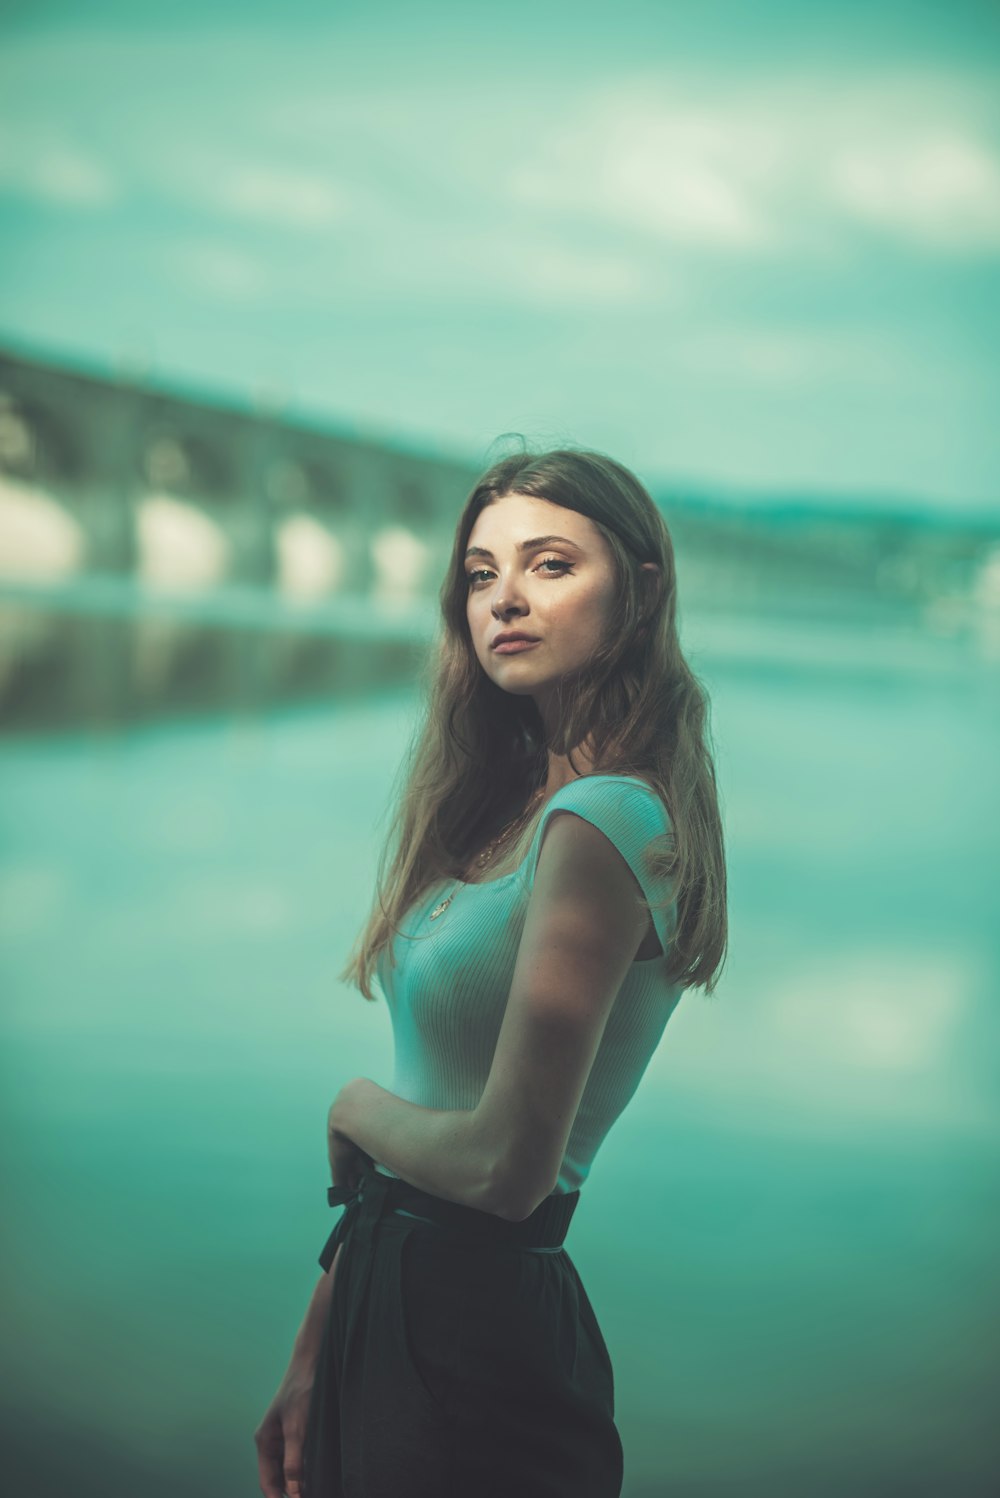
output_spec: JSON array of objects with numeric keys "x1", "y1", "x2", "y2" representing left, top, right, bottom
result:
[{"x1": 318, "y1": 1167, "x2": 580, "y2": 1274}]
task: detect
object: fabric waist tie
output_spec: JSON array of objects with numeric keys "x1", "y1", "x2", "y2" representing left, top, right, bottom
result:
[{"x1": 318, "y1": 1166, "x2": 580, "y2": 1273}]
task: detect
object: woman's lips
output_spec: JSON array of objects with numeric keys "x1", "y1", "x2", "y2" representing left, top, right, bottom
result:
[{"x1": 492, "y1": 638, "x2": 541, "y2": 655}]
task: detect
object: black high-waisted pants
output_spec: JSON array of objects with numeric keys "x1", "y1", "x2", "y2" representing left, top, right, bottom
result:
[{"x1": 301, "y1": 1167, "x2": 624, "y2": 1497}]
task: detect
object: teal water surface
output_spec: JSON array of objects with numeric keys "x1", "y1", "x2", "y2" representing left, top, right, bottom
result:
[{"x1": 1, "y1": 615, "x2": 997, "y2": 1497}]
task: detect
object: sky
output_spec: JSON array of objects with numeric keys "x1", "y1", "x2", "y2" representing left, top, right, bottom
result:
[{"x1": 1, "y1": 0, "x2": 999, "y2": 518}]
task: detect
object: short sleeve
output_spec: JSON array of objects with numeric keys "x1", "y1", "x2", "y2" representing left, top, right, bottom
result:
[{"x1": 523, "y1": 775, "x2": 677, "y2": 960}]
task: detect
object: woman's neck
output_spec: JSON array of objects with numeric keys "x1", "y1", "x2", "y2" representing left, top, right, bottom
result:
[{"x1": 541, "y1": 741, "x2": 598, "y2": 798}]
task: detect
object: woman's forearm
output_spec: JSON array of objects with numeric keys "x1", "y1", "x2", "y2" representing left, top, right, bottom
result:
[
  {"x1": 286, "y1": 1255, "x2": 337, "y2": 1373},
  {"x1": 329, "y1": 1078, "x2": 503, "y2": 1215}
]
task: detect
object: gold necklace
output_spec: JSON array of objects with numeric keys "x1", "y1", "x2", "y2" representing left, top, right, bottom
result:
[
  {"x1": 474, "y1": 786, "x2": 545, "y2": 869},
  {"x1": 428, "y1": 787, "x2": 545, "y2": 921}
]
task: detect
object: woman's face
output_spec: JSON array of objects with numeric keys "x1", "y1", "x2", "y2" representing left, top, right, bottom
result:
[{"x1": 464, "y1": 491, "x2": 619, "y2": 711}]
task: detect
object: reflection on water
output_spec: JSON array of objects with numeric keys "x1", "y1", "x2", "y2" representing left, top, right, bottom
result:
[{"x1": 0, "y1": 612, "x2": 997, "y2": 1497}]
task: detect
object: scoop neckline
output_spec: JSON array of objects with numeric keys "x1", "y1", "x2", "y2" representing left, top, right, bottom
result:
[
  {"x1": 448, "y1": 772, "x2": 656, "y2": 890},
  {"x1": 454, "y1": 866, "x2": 522, "y2": 888}
]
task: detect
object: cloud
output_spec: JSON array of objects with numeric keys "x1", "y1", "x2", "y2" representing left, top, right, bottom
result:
[
  {"x1": 0, "y1": 134, "x2": 119, "y2": 207},
  {"x1": 830, "y1": 130, "x2": 1000, "y2": 251},
  {"x1": 508, "y1": 96, "x2": 782, "y2": 252},
  {"x1": 502, "y1": 69, "x2": 1000, "y2": 258},
  {"x1": 261, "y1": 78, "x2": 781, "y2": 254},
  {"x1": 213, "y1": 164, "x2": 352, "y2": 229}
]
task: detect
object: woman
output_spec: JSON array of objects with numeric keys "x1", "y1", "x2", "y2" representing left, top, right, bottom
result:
[{"x1": 255, "y1": 447, "x2": 727, "y2": 1498}]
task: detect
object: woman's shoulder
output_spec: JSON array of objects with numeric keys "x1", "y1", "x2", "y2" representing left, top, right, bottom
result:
[
  {"x1": 543, "y1": 773, "x2": 670, "y2": 833},
  {"x1": 526, "y1": 772, "x2": 674, "y2": 912}
]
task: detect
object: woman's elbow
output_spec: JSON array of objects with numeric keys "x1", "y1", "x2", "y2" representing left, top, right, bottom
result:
[
  {"x1": 492, "y1": 1191, "x2": 549, "y2": 1223},
  {"x1": 485, "y1": 1155, "x2": 558, "y2": 1222}
]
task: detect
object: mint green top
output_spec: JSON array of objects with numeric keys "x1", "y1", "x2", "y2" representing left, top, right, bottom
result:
[{"x1": 372, "y1": 774, "x2": 685, "y2": 1194}]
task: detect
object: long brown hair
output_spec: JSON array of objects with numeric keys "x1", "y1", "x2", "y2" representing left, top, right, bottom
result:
[{"x1": 340, "y1": 445, "x2": 728, "y2": 999}]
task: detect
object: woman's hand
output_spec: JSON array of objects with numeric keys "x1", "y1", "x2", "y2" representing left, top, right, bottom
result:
[
  {"x1": 254, "y1": 1248, "x2": 342, "y2": 1498},
  {"x1": 327, "y1": 1083, "x2": 374, "y2": 1193},
  {"x1": 254, "y1": 1362, "x2": 315, "y2": 1498},
  {"x1": 327, "y1": 1127, "x2": 372, "y2": 1195}
]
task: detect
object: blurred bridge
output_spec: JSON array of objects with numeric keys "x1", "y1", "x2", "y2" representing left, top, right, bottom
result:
[
  {"x1": 0, "y1": 346, "x2": 480, "y2": 726},
  {"x1": 0, "y1": 344, "x2": 996, "y2": 730}
]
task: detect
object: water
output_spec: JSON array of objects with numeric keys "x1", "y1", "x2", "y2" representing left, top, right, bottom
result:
[{"x1": 1, "y1": 612, "x2": 997, "y2": 1497}]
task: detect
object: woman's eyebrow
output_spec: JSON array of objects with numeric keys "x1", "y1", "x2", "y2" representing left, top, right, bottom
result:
[{"x1": 465, "y1": 535, "x2": 582, "y2": 560}]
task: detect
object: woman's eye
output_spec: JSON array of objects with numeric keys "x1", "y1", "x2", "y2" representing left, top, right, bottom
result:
[{"x1": 465, "y1": 559, "x2": 571, "y2": 587}]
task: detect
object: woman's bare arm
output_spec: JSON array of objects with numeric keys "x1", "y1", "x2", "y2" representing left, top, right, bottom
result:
[
  {"x1": 254, "y1": 1244, "x2": 342, "y2": 1498},
  {"x1": 329, "y1": 811, "x2": 649, "y2": 1220},
  {"x1": 289, "y1": 1248, "x2": 339, "y2": 1367}
]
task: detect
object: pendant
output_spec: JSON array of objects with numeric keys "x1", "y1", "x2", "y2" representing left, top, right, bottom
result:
[{"x1": 429, "y1": 892, "x2": 455, "y2": 920}]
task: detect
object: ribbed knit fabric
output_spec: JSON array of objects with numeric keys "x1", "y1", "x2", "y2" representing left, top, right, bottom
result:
[{"x1": 373, "y1": 774, "x2": 685, "y2": 1194}]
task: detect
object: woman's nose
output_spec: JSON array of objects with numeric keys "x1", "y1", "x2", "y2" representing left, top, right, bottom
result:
[
  {"x1": 491, "y1": 590, "x2": 528, "y2": 620},
  {"x1": 490, "y1": 572, "x2": 529, "y2": 619}
]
